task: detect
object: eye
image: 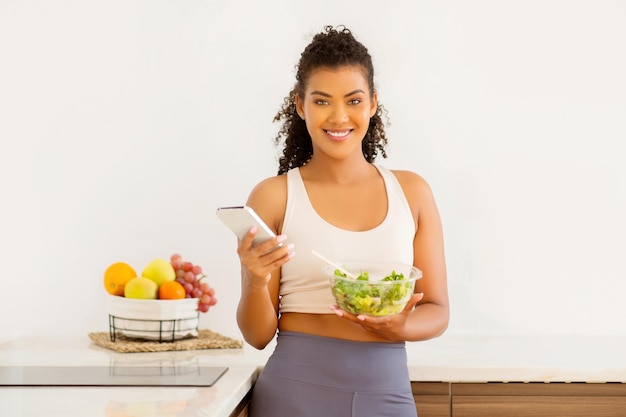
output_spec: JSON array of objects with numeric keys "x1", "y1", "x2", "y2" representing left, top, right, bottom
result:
[
  {"x1": 314, "y1": 99, "x2": 329, "y2": 105},
  {"x1": 348, "y1": 99, "x2": 362, "y2": 105}
]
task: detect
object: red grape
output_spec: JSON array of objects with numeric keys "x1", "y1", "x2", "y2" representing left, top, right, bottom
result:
[{"x1": 169, "y1": 253, "x2": 217, "y2": 313}]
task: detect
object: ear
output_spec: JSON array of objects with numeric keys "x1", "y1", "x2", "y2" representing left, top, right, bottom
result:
[
  {"x1": 295, "y1": 94, "x2": 305, "y2": 120},
  {"x1": 370, "y1": 91, "x2": 378, "y2": 118}
]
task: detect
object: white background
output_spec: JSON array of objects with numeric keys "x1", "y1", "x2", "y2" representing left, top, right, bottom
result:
[{"x1": 1, "y1": 0, "x2": 625, "y2": 343}]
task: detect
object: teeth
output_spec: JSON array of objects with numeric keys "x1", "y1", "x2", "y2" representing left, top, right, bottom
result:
[{"x1": 327, "y1": 130, "x2": 350, "y2": 137}]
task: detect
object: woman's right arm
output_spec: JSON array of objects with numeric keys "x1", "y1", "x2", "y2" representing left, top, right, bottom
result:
[{"x1": 235, "y1": 176, "x2": 291, "y2": 349}]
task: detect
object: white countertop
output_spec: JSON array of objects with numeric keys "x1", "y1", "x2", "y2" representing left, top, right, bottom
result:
[
  {"x1": 405, "y1": 333, "x2": 626, "y2": 383},
  {"x1": 0, "y1": 335, "x2": 260, "y2": 417},
  {"x1": 1, "y1": 333, "x2": 625, "y2": 417}
]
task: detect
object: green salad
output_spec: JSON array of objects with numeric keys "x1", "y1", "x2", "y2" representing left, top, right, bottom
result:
[{"x1": 330, "y1": 269, "x2": 415, "y2": 316}]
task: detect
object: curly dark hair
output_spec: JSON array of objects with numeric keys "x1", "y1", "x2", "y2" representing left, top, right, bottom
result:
[{"x1": 273, "y1": 25, "x2": 389, "y2": 175}]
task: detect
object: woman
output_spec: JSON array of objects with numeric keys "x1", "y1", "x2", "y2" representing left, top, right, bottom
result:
[{"x1": 235, "y1": 25, "x2": 449, "y2": 417}]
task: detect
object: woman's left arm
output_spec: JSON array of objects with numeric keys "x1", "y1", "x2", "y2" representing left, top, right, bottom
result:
[
  {"x1": 400, "y1": 170, "x2": 449, "y2": 341},
  {"x1": 337, "y1": 170, "x2": 449, "y2": 342}
]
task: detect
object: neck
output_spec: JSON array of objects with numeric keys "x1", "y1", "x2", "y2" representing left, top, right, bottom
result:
[{"x1": 301, "y1": 156, "x2": 377, "y2": 184}]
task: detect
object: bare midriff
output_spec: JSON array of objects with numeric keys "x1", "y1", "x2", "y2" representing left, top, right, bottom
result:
[{"x1": 278, "y1": 312, "x2": 392, "y2": 343}]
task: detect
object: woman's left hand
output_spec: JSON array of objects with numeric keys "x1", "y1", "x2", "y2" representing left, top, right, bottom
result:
[{"x1": 330, "y1": 293, "x2": 424, "y2": 341}]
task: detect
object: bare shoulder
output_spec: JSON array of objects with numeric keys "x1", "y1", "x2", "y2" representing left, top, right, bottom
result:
[
  {"x1": 390, "y1": 169, "x2": 435, "y2": 204},
  {"x1": 246, "y1": 174, "x2": 288, "y2": 234},
  {"x1": 391, "y1": 169, "x2": 442, "y2": 237},
  {"x1": 248, "y1": 174, "x2": 287, "y2": 198}
]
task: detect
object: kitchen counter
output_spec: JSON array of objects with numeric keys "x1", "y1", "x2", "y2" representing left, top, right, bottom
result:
[
  {"x1": 0, "y1": 335, "x2": 259, "y2": 417},
  {"x1": 1, "y1": 333, "x2": 625, "y2": 416},
  {"x1": 406, "y1": 333, "x2": 626, "y2": 383}
]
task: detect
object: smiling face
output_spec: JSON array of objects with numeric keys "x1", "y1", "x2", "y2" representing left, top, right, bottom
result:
[{"x1": 296, "y1": 65, "x2": 378, "y2": 162}]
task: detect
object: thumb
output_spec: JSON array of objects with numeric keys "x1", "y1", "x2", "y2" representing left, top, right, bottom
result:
[{"x1": 403, "y1": 293, "x2": 424, "y2": 313}]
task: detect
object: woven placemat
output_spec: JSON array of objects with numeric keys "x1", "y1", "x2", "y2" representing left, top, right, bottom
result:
[{"x1": 89, "y1": 329, "x2": 243, "y2": 353}]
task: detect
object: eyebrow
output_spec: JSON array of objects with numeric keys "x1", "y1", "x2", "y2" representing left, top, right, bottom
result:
[{"x1": 309, "y1": 89, "x2": 365, "y2": 97}]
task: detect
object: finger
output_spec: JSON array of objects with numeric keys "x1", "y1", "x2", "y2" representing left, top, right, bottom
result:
[
  {"x1": 238, "y1": 226, "x2": 259, "y2": 252},
  {"x1": 262, "y1": 244, "x2": 295, "y2": 271},
  {"x1": 330, "y1": 305, "x2": 344, "y2": 317},
  {"x1": 255, "y1": 234, "x2": 288, "y2": 256},
  {"x1": 258, "y1": 240, "x2": 293, "y2": 264},
  {"x1": 402, "y1": 293, "x2": 424, "y2": 313},
  {"x1": 330, "y1": 305, "x2": 358, "y2": 321},
  {"x1": 331, "y1": 307, "x2": 383, "y2": 328}
]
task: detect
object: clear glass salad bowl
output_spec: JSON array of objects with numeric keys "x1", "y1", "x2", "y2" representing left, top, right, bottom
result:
[{"x1": 324, "y1": 261, "x2": 422, "y2": 317}]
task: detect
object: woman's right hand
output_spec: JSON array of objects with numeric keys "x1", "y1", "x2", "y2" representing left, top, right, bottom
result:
[{"x1": 237, "y1": 226, "x2": 294, "y2": 288}]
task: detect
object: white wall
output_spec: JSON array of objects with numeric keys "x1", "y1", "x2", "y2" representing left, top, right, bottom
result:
[{"x1": 1, "y1": 0, "x2": 625, "y2": 343}]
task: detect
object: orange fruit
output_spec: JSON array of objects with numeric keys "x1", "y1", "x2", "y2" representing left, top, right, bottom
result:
[
  {"x1": 158, "y1": 281, "x2": 186, "y2": 300},
  {"x1": 103, "y1": 262, "x2": 137, "y2": 296}
]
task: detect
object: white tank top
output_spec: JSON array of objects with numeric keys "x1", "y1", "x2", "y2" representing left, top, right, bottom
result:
[{"x1": 279, "y1": 164, "x2": 416, "y2": 314}]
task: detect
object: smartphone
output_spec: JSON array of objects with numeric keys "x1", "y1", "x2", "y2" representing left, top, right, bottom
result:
[{"x1": 216, "y1": 205, "x2": 278, "y2": 247}]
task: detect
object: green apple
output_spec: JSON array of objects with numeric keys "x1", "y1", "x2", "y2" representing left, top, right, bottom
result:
[
  {"x1": 141, "y1": 258, "x2": 175, "y2": 287},
  {"x1": 124, "y1": 276, "x2": 158, "y2": 299}
]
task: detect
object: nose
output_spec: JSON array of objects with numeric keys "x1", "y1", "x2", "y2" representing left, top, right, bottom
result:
[{"x1": 328, "y1": 103, "x2": 349, "y2": 124}]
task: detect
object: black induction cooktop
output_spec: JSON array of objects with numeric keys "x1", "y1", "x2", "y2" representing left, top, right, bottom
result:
[{"x1": 0, "y1": 365, "x2": 228, "y2": 387}]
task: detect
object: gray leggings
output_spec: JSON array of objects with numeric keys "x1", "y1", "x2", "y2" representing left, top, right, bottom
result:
[{"x1": 249, "y1": 331, "x2": 418, "y2": 417}]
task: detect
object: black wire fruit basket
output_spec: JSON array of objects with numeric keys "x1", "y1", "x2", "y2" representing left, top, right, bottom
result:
[{"x1": 108, "y1": 296, "x2": 199, "y2": 343}]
